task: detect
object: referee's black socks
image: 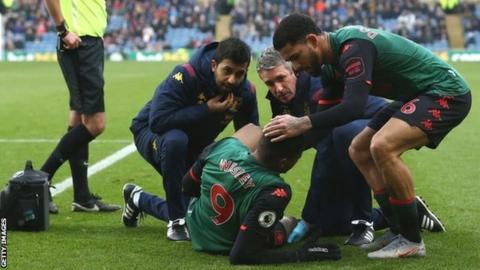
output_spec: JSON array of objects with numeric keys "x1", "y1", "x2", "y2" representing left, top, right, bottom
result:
[
  {"x1": 66, "y1": 126, "x2": 92, "y2": 203},
  {"x1": 41, "y1": 124, "x2": 95, "y2": 181}
]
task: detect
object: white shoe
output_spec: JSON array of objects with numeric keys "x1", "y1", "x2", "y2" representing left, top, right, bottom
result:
[
  {"x1": 368, "y1": 235, "x2": 426, "y2": 259},
  {"x1": 167, "y1": 218, "x2": 190, "y2": 241}
]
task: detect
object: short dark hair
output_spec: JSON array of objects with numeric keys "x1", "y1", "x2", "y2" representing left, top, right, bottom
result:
[
  {"x1": 214, "y1": 37, "x2": 251, "y2": 65},
  {"x1": 273, "y1": 13, "x2": 322, "y2": 50},
  {"x1": 257, "y1": 134, "x2": 304, "y2": 171}
]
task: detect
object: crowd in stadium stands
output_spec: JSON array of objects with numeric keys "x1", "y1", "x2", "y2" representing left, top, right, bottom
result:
[
  {"x1": 230, "y1": 0, "x2": 479, "y2": 51},
  {"x1": 103, "y1": 0, "x2": 217, "y2": 53},
  {"x1": 3, "y1": 0, "x2": 50, "y2": 52},
  {"x1": 3, "y1": 0, "x2": 480, "y2": 54}
]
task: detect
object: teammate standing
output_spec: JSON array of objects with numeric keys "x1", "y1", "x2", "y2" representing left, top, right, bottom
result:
[
  {"x1": 127, "y1": 38, "x2": 259, "y2": 241},
  {"x1": 42, "y1": 0, "x2": 120, "y2": 213},
  {"x1": 265, "y1": 13, "x2": 469, "y2": 258},
  {"x1": 257, "y1": 48, "x2": 444, "y2": 244}
]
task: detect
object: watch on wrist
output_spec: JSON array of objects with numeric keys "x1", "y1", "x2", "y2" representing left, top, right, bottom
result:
[{"x1": 56, "y1": 21, "x2": 68, "y2": 39}]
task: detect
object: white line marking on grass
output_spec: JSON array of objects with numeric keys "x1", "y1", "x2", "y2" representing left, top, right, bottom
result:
[
  {"x1": 0, "y1": 138, "x2": 131, "y2": 143},
  {"x1": 51, "y1": 143, "x2": 137, "y2": 197}
]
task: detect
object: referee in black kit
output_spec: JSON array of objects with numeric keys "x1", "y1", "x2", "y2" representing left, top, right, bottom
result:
[{"x1": 42, "y1": 0, "x2": 120, "y2": 213}]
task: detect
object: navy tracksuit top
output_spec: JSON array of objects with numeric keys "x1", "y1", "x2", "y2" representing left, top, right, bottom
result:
[{"x1": 131, "y1": 42, "x2": 259, "y2": 151}]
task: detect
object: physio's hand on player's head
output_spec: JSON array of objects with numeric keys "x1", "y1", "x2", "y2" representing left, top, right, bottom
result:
[
  {"x1": 288, "y1": 219, "x2": 309, "y2": 243},
  {"x1": 263, "y1": 114, "x2": 312, "y2": 142},
  {"x1": 62, "y1": 32, "x2": 82, "y2": 49},
  {"x1": 207, "y1": 93, "x2": 235, "y2": 113}
]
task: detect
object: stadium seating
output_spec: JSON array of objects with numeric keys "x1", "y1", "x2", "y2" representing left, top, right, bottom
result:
[{"x1": 2, "y1": 0, "x2": 479, "y2": 54}]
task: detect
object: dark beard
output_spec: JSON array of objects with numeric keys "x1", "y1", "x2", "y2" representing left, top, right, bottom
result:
[{"x1": 309, "y1": 61, "x2": 323, "y2": 76}]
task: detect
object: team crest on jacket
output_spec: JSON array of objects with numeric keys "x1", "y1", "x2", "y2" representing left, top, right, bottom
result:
[
  {"x1": 197, "y1": 92, "x2": 206, "y2": 104},
  {"x1": 258, "y1": 211, "x2": 276, "y2": 228},
  {"x1": 220, "y1": 97, "x2": 243, "y2": 124}
]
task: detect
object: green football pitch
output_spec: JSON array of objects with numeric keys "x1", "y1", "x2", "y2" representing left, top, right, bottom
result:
[{"x1": 0, "y1": 61, "x2": 479, "y2": 269}]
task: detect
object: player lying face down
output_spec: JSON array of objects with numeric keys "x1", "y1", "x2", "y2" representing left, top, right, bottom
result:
[{"x1": 182, "y1": 124, "x2": 341, "y2": 264}]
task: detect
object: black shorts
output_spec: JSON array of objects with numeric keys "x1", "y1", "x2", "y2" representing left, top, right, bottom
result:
[
  {"x1": 368, "y1": 92, "x2": 471, "y2": 149},
  {"x1": 57, "y1": 36, "x2": 105, "y2": 114}
]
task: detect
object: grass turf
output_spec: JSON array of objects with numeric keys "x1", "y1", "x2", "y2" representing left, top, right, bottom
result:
[{"x1": 0, "y1": 61, "x2": 479, "y2": 269}]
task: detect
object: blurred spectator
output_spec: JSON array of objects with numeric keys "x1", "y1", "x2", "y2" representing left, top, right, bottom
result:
[
  {"x1": 3, "y1": 0, "x2": 480, "y2": 54},
  {"x1": 4, "y1": 0, "x2": 216, "y2": 53},
  {"x1": 465, "y1": 31, "x2": 476, "y2": 49},
  {"x1": 229, "y1": 0, "x2": 453, "y2": 50}
]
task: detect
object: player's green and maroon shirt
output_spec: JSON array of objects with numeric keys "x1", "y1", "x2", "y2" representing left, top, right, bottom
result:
[
  {"x1": 329, "y1": 26, "x2": 470, "y2": 101},
  {"x1": 186, "y1": 138, "x2": 287, "y2": 253}
]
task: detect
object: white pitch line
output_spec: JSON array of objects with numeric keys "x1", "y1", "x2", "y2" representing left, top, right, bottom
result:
[
  {"x1": 51, "y1": 143, "x2": 137, "y2": 196},
  {"x1": 0, "y1": 139, "x2": 131, "y2": 143}
]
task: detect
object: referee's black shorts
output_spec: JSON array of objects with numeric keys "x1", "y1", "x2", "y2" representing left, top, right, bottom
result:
[{"x1": 57, "y1": 35, "x2": 105, "y2": 114}]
